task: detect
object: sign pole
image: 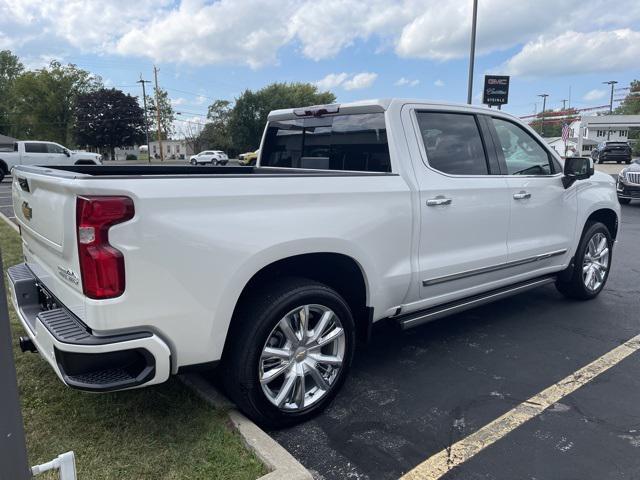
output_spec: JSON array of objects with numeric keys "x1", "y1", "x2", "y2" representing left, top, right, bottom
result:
[{"x1": 0, "y1": 254, "x2": 31, "y2": 480}]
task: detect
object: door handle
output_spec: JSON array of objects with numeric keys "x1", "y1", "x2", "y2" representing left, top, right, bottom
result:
[
  {"x1": 426, "y1": 196, "x2": 452, "y2": 207},
  {"x1": 513, "y1": 191, "x2": 531, "y2": 200}
]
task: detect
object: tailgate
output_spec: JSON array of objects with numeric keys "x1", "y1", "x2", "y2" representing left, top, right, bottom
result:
[{"x1": 11, "y1": 169, "x2": 85, "y2": 318}]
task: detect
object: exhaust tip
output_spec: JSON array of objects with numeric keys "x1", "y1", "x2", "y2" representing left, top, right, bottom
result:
[{"x1": 19, "y1": 336, "x2": 37, "y2": 353}]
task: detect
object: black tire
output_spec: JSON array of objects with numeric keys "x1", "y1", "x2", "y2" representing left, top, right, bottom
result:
[
  {"x1": 222, "y1": 277, "x2": 355, "y2": 428},
  {"x1": 0, "y1": 171, "x2": 5, "y2": 183},
  {"x1": 556, "y1": 221, "x2": 613, "y2": 300},
  {"x1": 626, "y1": 160, "x2": 631, "y2": 164},
  {"x1": 190, "y1": 159, "x2": 197, "y2": 165},
  {"x1": 618, "y1": 197, "x2": 631, "y2": 205}
]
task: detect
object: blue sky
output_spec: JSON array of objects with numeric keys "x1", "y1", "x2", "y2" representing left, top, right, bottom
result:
[{"x1": 1, "y1": 0, "x2": 639, "y2": 133}]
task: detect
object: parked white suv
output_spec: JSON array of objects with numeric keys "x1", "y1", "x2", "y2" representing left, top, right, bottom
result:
[
  {"x1": 8, "y1": 99, "x2": 619, "y2": 427},
  {"x1": 189, "y1": 150, "x2": 229, "y2": 165},
  {"x1": 0, "y1": 141, "x2": 102, "y2": 181}
]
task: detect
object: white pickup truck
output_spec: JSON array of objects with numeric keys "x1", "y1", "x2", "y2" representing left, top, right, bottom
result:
[
  {"x1": 0, "y1": 140, "x2": 102, "y2": 181},
  {"x1": 8, "y1": 99, "x2": 619, "y2": 427}
]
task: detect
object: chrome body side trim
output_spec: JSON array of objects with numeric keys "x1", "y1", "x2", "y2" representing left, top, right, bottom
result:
[{"x1": 422, "y1": 249, "x2": 567, "y2": 286}]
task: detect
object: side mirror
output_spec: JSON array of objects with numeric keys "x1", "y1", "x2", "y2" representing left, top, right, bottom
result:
[
  {"x1": 562, "y1": 156, "x2": 594, "y2": 189},
  {"x1": 64, "y1": 149, "x2": 71, "y2": 157}
]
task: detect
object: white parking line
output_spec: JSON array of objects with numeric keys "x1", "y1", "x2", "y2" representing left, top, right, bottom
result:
[{"x1": 401, "y1": 334, "x2": 640, "y2": 480}]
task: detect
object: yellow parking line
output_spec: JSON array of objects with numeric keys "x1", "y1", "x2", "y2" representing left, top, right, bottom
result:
[{"x1": 401, "y1": 334, "x2": 640, "y2": 480}]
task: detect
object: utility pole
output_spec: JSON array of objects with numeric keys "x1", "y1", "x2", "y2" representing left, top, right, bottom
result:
[
  {"x1": 153, "y1": 65, "x2": 165, "y2": 162},
  {"x1": 603, "y1": 80, "x2": 618, "y2": 114},
  {"x1": 137, "y1": 76, "x2": 152, "y2": 164},
  {"x1": 537, "y1": 94, "x2": 549, "y2": 136},
  {"x1": 466, "y1": 0, "x2": 479, "y2": 105},
  {"x1": 603, "y1": 80, "x2": 617, "y2": 140},
  {"x1": 560, "y1": 99, "x2": 568, "y2": 110}
]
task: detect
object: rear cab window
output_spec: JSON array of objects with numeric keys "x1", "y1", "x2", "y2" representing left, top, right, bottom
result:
[
  {"x1": 24, "y1": 142, "x2": 48, "y2": 154},
  {"x1": 261, "y1": 113, "x2": 391, "y2": 172},
  {"x1": 415, "y1": 111, "x2": 490, "y2": 175}
]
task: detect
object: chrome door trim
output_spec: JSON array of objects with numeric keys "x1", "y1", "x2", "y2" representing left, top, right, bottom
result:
[{"x1": 422, "y1": 249, "x2": 567, "y2": 286}]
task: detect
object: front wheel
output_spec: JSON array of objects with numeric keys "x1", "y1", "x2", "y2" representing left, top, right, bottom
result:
[
  {"x1": 556, "y1": 222, "x2": 612, "y2": 300},
  {"x1": 222, "y1": 278, "x2": 355, "y2": 428},
  {"x1": 618, "y1": 197, "x2": 631, "y2": 205},
  {"x1": 190, "y1": 158, "x2": 197, "y2": 165}
]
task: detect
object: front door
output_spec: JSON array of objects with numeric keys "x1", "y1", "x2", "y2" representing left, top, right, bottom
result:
[
  {"x1": 488, "y1": 117, "x2": 577, "y2": 274},
  {"x1": 407, "y1": 108, "x2": 511, "y2": 308}
]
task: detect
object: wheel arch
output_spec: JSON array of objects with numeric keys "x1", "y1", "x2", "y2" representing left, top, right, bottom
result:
[
  {"x1": 586, "y1": 208, "x2": 618, "y2": 240},
  {"x1": 224, "y1": 251, "x2": 372, "y2": 356},
  {"x1": 74, "y1": 159, "x2": 97, "y2": 165}
]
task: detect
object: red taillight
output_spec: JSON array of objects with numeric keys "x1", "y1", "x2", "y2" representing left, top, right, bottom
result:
[{"x1": 76, "y1": 196, "x2": 134, "y2": 299}]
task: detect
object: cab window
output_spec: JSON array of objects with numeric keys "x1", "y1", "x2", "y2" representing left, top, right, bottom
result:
[
  {"x1": 491, "y1": 118, "x2": 555, "y2": 175},
  {"x1": 415, "y1": 111, "x2": 489, "y2": 175}
]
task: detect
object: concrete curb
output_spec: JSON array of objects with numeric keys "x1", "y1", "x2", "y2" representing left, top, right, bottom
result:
[
  {"x1": 180, "y1": 373, "x2": 313, "y2": 480},
  {"x1": 0, "y1": 210, "x2": 19, "y2": 234}
]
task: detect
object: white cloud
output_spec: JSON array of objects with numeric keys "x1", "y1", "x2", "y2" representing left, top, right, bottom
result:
[
  {"x1": 583, "y1": 89, "x2": 607, "y2": 101},
  {"x1": 343, "y1": 72, "x2": 378, "y2": 90},
  {"x1": 396, "y1": 77, "x2": 420, "y2": 87},
  {"x1": 316, "y1": 72, "x2": 377, "y2": 91},
  {"x1": 1, "y1": 0, "x2": 640, "y2": 76},
  {"x1": 434, "y1": 79, "x2": 445, "y2": 87},
  {"x1": 316, "y1": 73, "x2": 350, "y2": 91},
  {"x1": 500, "y1": 29, "x2": 640, "y2": 77},
  {"x1": 171, "y1": 97, "x2": 187, "y2": 106}
]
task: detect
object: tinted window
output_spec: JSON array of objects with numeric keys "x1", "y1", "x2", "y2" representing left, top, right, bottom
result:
[
  {"x1": 415, "y1": 112, "x2": 488, "y2": 175},
  {"x1": 47, "y1": 143, "x2": 65, "y2": 154},
  {"x1": 491, "y1": 118, "x2": 553, "y2": 175},
  {"x1": 24, "y1": 142, "x2": 48, "y2": 153},
  {"x1": 261, "y1": 113, "x2": 391, "y2": 172}
]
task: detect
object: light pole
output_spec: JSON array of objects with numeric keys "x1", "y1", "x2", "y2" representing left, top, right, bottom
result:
[
  {"x1": 137, "y1": 76, "x2": 152, "y2": 163},
  {"x1": 538, "y1": 94, "x2": 549, "y2": 136},
  {"x1": 603, "y1": 80, "x2": 617, "y2": 140},
  {"x1": 466, "y1": 0, "x2": 479, "y2": 105}
]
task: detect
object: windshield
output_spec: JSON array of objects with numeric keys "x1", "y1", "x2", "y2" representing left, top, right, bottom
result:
[{"x1": 261, "y1": 113, "x2": 391, "y2": 172}]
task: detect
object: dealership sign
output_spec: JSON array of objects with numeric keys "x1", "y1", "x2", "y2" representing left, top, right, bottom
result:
[{"x1": 483, "y1": 75, "x2": 510, "y2": 106}]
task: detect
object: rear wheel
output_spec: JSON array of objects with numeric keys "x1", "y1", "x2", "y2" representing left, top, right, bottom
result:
[
  {"x1": 222, "y1": 278, "x2": 355, "y2": 428},
  {"x1": 556, "y1": 222, "x2": 612, "y2": 300}
]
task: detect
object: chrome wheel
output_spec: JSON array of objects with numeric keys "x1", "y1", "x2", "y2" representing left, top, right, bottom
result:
[
  {"x1": 259, "y1": 304, "x2": 345, "y2": 412},
  {"x1": 583, "y1": 232, "x2": 609, "y2": 292}
]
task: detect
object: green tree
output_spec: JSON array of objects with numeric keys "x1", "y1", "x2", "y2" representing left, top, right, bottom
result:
[
  {"x1": 0, "y1": 50, "x2": 24, "y2": 136},
  {"x1": 614, "y1": 80, "x2": 640, "y2": 154},
  {"x1": 9, "y1": 61, "x2": 101, "y2": 145},
  {"x1": 228, "y1": 82, "x2": 335, "y2": 152},
  {"x1": 146, "y1": 88, "x2": 175, "y2": 140},
  {"x1": 197, "y1": 99, "x2": 233, "y2": 153},
  {"x1": 614, "y1": 80, "x2": 640, "y2": 115},
  {"x1": 530, "y1": 108, "x2": 579, "y2": 137},
  {"x1": 74, "y1": 88, "x2": 145, "y2": 160}
]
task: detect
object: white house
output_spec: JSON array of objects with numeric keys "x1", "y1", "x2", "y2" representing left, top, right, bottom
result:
[
  {"x1": 112, "y1": 139, "x2": 195, "y2": 161},
  {"x1": 571, "y1": 115, "x2": 640, "y2": 154}
]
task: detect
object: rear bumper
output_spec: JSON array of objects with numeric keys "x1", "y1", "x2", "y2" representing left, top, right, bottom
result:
[
  {"x1": 600, "y1": 152, "x2": 631, "y2": 162},
  {"x1": 7, "y1": 263, "x2": 171, "y2": 392}
]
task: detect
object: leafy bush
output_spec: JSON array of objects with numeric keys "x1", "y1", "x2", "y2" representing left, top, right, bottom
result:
[{"x1": 126, "y1": 154, "x2": 137, "y2": 160}]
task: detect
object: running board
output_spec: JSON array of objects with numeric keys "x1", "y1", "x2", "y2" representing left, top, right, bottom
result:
[{"x1": 395, "y1": 275, "x2": 556, "y2": 330}]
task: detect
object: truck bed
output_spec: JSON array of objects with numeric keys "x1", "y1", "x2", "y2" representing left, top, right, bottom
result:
[{"x1": 15, "y1": 164, "x2": 393, "y2": 178}]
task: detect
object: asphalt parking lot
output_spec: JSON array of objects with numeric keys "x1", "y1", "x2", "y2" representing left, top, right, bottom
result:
[{"x1": 267, "y1": 203, "x2": 640, "y2": 479}]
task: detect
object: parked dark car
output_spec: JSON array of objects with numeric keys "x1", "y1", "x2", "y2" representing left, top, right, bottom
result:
[
  {"x1": 617, "y1": 159, "x2": 640, "y2": 204},
  {"x1": 591, "y1": 141, "x2": 632, "y2": 164}
]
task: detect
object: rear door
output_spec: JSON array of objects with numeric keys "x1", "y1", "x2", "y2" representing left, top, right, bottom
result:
[
  {"x1": 22, "y1": 142, "x2": 53, "y2": 166},
  {"x1": 488, "y1": 116, "x2": 576, "y2": 272},
  {"x1": 406, "y1": 108, "x2": 511, "y2": 306}
]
